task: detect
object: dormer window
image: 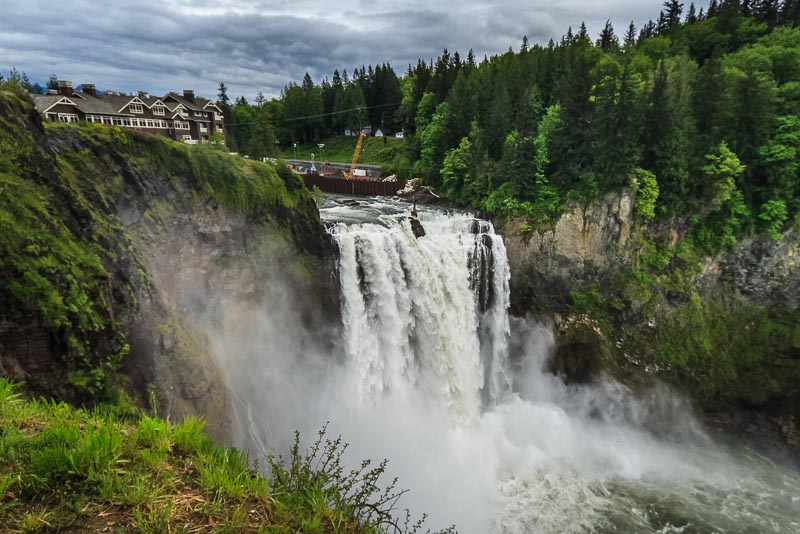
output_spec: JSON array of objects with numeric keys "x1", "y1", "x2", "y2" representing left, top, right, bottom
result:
[
  {"x1": 194, "y1": 111, "x2": 205, "y2": 117},
  {"x1": 130, "y1": 104, "x2": 143, "y2": 113},
  {"x1": 153, "y1": 106, "x2": 165, "y2": 115}
]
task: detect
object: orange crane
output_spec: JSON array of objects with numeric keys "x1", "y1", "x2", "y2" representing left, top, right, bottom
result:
[{"x1": 342, "y1": 129, "x2": 366, "y2": 180}]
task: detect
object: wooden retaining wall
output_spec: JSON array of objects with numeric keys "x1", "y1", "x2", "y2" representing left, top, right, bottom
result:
[{"x1": 302, "y1": 173, "x2": 405, "y2": 196}]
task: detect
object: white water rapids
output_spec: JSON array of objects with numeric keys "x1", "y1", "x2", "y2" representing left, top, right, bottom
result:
[{"x1": 214, "y1": 196, "x2": 800, "y2": 533}]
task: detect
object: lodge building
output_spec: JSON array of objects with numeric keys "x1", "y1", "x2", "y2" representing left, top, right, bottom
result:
[{"x1": 31, "y1": 81, "x2": 224, "y2": 144}]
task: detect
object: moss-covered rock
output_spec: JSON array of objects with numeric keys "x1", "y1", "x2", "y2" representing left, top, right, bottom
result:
[
  {"x1": 502, "y1": 189, "x2": 800, "y2": 450},
  {"x1": 0, "y1": 89, "x2": 336, "y2": 430}
]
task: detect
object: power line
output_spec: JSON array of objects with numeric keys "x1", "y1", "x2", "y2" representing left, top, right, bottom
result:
[{"x1": 222, "y1": 101, "x2": 402, "y2": 127}]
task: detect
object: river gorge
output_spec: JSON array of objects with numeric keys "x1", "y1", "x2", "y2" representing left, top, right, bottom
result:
[{"x1": 207, "y1": 196, "x2": 800, "y2": 533}]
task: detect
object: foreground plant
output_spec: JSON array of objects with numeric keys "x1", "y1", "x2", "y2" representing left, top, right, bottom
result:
[
  {"x1": 0, "y1": 379, "x2": 453, "y2": 533},
  {"x1": 269, "y1": 424, "x2": 456, "y2": 533}
]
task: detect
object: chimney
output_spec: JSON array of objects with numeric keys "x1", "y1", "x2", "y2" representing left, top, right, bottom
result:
[
  {"x1": 82, "y1": 83, "x2": 96, "y2": 97},
  {"x1": 58, "y1": 80, "x2": 73, "y2": 97},
  {"x1": 138, "y1": 90, "x2": 150, "y2": 98},
  {"x1": 183, "y1": 89, "x2": 195, "y2": 103},
  {"x1": 46, "y1": 89, "x2": 58, "y2": 95}
]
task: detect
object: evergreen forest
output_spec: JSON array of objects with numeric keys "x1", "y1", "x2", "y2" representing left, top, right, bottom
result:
[{"x1": 217, "y1": 0, "x2": 800, "y2": 252}]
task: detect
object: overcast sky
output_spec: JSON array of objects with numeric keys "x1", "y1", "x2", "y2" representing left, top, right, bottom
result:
[{"x1": 1, "y1": 0, "x2": 666, "y2": 100}]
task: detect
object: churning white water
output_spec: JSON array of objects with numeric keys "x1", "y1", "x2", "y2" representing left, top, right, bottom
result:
[{"x1": 216, "y1": 196, "x2": 800, "y2": 533}]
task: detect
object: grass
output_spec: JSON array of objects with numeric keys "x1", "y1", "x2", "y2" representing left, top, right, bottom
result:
[
  {"x1": 0, "y1": 379, "x2": 446, "y2": 533},
  {"x1": 280, "y1": 136, "x2": 403, "y2": 167}
]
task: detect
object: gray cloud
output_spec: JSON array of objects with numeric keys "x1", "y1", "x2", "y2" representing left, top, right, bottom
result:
[{"x1": 0, "y1": 0, "x2": 665, "y2": 100}]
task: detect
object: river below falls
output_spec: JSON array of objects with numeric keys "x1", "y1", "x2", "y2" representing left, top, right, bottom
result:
[{"x1": 222, "y1": 194, "x2": 800, "y2": 533}]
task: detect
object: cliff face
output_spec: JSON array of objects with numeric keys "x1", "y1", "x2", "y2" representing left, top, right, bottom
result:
[
  {"x1": 501, "y1": 192, "x2": 800, "y2": 448},
  {"x1": 504, "y1": 191, "x2": 637, "y2": 317},
  {"x1": 0, "y1": 92, "x2": 337, "y2": 439}
]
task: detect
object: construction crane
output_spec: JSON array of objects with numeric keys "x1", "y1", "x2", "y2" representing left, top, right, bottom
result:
[{"x1": 342, "y1": 129, "x2": 366, "y2": 180}]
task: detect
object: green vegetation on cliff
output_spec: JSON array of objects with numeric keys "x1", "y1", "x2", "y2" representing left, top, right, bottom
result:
[
  {"x1": 564, "y1": 227, "x2": 800, "y2": 408},
  {"x1": 0, "y1": 379, "x2": 429, "y2": 533},
  {"x1": 0, "y1": 84, "x2": 316, "y2": 404}
]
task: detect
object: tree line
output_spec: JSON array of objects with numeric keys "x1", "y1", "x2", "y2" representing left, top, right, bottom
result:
[
  {"x1": 219, "y1": 1, "x2": 799, "y2": 250},
  {"x1": 391, "y1": 0, "x2": 800, "y2": 252},
  {"x1": 217, "y1": 63, "x2": 404, "y2": 157},
  {"x1": 1, "y1": 68, "x2": 61, "y2": 95}
]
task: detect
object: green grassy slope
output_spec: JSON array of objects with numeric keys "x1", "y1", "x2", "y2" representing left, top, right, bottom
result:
[
  {"x1": 279, "y1": 135, "x2": 403, "y2": 167},
  {"x1": 0, "y1": 379, "x2": 427, "y2": 533}
]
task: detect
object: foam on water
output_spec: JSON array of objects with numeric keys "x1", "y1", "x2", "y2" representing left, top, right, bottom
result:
[{"x1": 213, "y1": 196, "x2": 800, "y2": 533}]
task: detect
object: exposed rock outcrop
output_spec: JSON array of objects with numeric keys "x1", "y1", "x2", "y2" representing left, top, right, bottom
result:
[
  {"x1": 503, "y1": 191, "x2": 636, "y2": 316},
  {"x1": 500, "y1": 189, "x2": 800, "y2": 453},
  {"x1": 0, "y1": 93, "x2": 338, "y2": 441}
]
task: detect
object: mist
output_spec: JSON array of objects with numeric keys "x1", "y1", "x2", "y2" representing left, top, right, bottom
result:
[{"x1": 196, "y1": 200, "x2": 800, "y2": 533}]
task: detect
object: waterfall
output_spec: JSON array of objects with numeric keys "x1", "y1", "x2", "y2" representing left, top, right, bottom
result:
[
  {"x1": 330, "y1": 213, "x2": 512, "y2": 422},
  {"x1": 211, "y1": 198, "x2": 800, "y2": 534}
]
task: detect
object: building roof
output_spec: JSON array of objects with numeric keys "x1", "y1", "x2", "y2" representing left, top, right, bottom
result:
[
  {"x1": 82, "y1": 94, "x2": 138, "y2": 115},
  {"x1": 31, "y1": 95, "x2": 68, "y2": 113},
  {"x1": 32, "y1": 93, "x2": 141, "y2": 117},
  {"x1": 33, "y1": 87, "x2": 220, "y2": 119},
  {"x1": 164, "y1": 92, "x2": 205, "y2": 112}
]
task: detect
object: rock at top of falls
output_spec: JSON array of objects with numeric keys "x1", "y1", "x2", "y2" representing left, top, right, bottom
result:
[{"x1": 409, "y1": 217, "x2": 425, "y2": 238}]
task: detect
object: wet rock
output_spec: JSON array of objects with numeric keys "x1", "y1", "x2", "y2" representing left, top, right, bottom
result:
[
  {"x1": 397, "y1": 178, "x2": 442, "y2": 204},
  {"x1": 550, "y1": 314, "x2": 617, "y2": 384},
  {"x1": 409, "y1": 217, "x2": 426, "y2": 238}
]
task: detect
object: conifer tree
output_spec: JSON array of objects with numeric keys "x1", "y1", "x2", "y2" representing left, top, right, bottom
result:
[
  {"x1": 687, "y1": 2, "x2": 699, "y2": 23},
  {"x1": 216, "y1": 82, "x2": 231, "y2": 118},
  {"x1": 663, "y1": 0, "x2": 685, "y2": 27},
  {"x1": 624, "y1": 21, "x2": 637, "y2": 48},
  {"x1": 466, "y1": 49, "x2": 477, "y2": 69},
  {"x1": 577, "y1": 22, "x2": 590, "y2": 41},
  {"x1": 597, "y1": 20, "x2": 620, "y2": 51}
]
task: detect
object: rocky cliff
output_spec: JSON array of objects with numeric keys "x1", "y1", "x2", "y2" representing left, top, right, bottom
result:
[
  {"x1": 0, "y1": 90, "x2": 337, "y2": 439},
  {"x1": 502, "y1": 191, "x2": 800, "y2": 450}
]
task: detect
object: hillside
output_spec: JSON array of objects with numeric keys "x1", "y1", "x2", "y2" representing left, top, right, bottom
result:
[
  {"x1": 0, "y1": 84, "x2": 327, "y2": 414},
  {"x1": 0, "y1": 86, "x2": 445, "y2": 533},
  {"x1": 0, "y1": 378, "x2": 415, "y2": 533},
  {"x1": 279, "y1": 135, "x2": 404, "y2": 169}
]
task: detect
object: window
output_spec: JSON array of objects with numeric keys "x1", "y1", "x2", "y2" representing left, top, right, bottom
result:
[
  {"x1": 182, "y1": 135, "x2": 192, "y2": 141},
  {"x1": 123, "y1": 118, "x2": 132, "y2": 127},
  {"x1": 146, "y1": 119, "x2": 155, "y2": 128},
  {"x1": 153, "y1": 106, "x2": 165, "y2": 115},
  {"x1": 114, "y1": 118, "x2": 124, "y2": 126},
  {"x1": 130, "y1": 118, "x2": 140, "y2": 127},
  {"x1": 174, "y1": 121, "x2": 189, "y2": 130},
  {"x1": 129, "y1": 103, "x2": 143, "y2": 113},
  {"x1": 101, "y1": 116, "x2": 113, "y2": 125},
  {"x1": 215, "y1": 113, "x2": 222, "y2": 121},
  {"x1": 200, "y1": 125, "x2": 208, "y2": 133},
  {"x1": 58, "y1": 113, "x2": 79, "y2": 123},
  {"x1": 194, "y1": 111, "x2": 204, "y2": 117},
  {"x1": 46, "y1": 112, "x2": 57, "y2": 121}
]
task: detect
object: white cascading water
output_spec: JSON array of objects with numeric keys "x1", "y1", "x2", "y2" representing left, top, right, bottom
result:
[
  {"x1": 331, "y1": 213, "x2": 511, "y2": 422},
  {"x1": 212, "y1": 198, "x2": 800, "y2": 534}
]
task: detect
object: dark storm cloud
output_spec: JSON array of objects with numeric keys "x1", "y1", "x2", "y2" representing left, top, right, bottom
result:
[{"x1": 0, "y1": 0, "x2": 665, "y2": 100}]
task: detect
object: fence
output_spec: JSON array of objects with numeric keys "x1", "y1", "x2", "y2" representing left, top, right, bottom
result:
[{"x1": 302, "y1": 173, "x2": 405, "y2": 196}]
